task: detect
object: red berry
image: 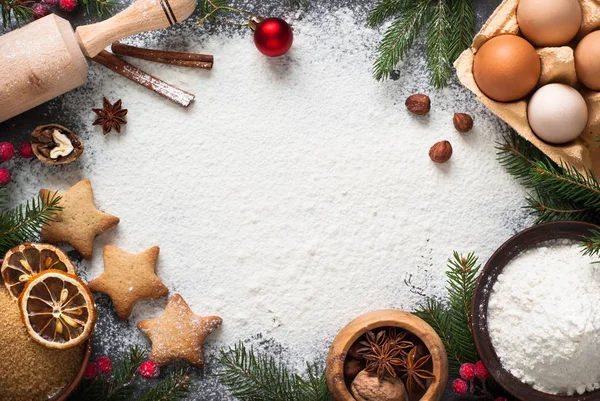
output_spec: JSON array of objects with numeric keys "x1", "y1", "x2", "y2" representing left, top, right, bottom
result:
[
  {"x1": 474, "y1": 360, "x2": 490, "y2": 380},
  {"x1": 19, "y1": 143, "x2": 34, "y2": 159},
  {"x1": 31, "y1": 2, "x2": 49, "y2": 18},
  {"x1": 19, "y1": 142, "x2": 33, "y2": 159},
  {"x1": 452, "y1": 378, "x2": 469, "y2": 395},
  {"x1": 95, "y1": 356, "x2": 112, "y2": 375},
  {"x1": 138, "y1": 360, "x2": 160, "y2": 379},
  {"x1": 0, "y1": 169, "x2": 11, "y2": 185},
  {"x1": 459, "y1": 362, "x2": 476, "y2": 381},
  {"x1": 59, "y1": 0, "x2": 76, "y2": 12},
  {"x1": 83, "y1": 362, "x2": 97, "y2": 379},
  {"x1": 0, "y1": 143, "x2": 15, "y2": 162}
]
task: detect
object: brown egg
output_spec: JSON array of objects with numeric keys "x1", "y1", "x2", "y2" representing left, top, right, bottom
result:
[
  {"x1": 575, "y1": 31, "x2": 600, "y2": 90},
  {"x1": 517, "y1": 0, "x2": 582, "y2": 46},
  {"x1": 473, "y1": 35, "x2": 541, "y2": 102}
]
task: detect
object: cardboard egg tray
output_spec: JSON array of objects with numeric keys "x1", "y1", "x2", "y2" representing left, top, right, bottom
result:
[{"x1": 456, "y1": 0, "x2": 600, "y2": 175}]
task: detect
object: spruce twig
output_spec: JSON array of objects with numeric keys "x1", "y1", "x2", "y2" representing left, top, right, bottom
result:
[
  {"x1": 138, "y1": 369, "x2": 191, "y2": 401},
  {"x1": 369, "y1": 0, "x2": 475, "y2": 87},
  {"x1": 0, "y1": 191, "x2": 62, "y2": 256},
  {"x1": 79, "y1": 0, "x2": 115, "y2": 17},
  {"x1": 415, "y1": 252, "x2": 479, "y2": 374},
  {"x1": 583, "y1": 229, "x2": 600, "y2": 258},
  {"x1": 0, "y1": 0, "x2": 32, "y2": 29},
  {"x1": 216, "y1": 342, "x2": 329, "y2": 401}
]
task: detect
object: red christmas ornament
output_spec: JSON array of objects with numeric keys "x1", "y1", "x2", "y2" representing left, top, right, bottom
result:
[{"x1": 252, "y1": 17, "x2": 293, "y2": 57}]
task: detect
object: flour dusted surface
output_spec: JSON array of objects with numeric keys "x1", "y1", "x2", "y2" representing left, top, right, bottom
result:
[
  {"x1": 8, "y1": 5, "x2": 529, "y2": 399},
  {"x1": 488, "y1": 241, "x2": 600, "y2": 395}
]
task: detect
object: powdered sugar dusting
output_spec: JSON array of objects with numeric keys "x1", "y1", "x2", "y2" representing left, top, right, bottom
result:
[{"x1": 7, "y1": 5, "x2": 530, "y2": 399}]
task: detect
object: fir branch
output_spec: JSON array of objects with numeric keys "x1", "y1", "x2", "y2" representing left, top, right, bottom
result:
[
  {"x1": 426, "y1": 0, "x2": 451, "y2": 88},
  {"x1": 530, "y1": 161, "x2": 600, "y2": 209},
  {"x1": 1, "y1": 0, "x2": 32, "y2": 29},
  {"x1": 448, "y1": 0, "x2": 474, "y2": 61},
  {"x1": 414, "y1": 298, "x2": 463, "y2": 373},
  {"x1": 138, "y1": 370, "x2": 191, "y2": 401},
  {"x1": 525, "y1": 189, "x2": 598, "y2": 224},
  {"x1": 445, "y1": 252, "x2": 479, "y2": 364},
  {"x1": 366, "y1": 0, "x2": 409, "y2": 27},
  {"x1": 69, "y1": 346, "x2": 145, "y2": 401},
  {"x1": 216, "y1": 342, "x2": 329, "y2": 401},
  {"x1": 371, "y1": 0, "x2": 430, "y2": 81},
  {"x1": 582, "y1": 228, "x2": 600, "y2": 258},
  {"x1": 79, "y1": 0, "x2": 115, "y2": 17},
  {"x1": 496, "y1": 133, "x2": 553, "y2": 187},
  {"x1": 369, "y1": 0, "x2": 475, "y2": 87},
  {"x1": 0, "y1": 191, "x2": 62, "y2": 256}
]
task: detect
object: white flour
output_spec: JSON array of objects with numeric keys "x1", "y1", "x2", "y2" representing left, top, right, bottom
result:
[
  {"x1": 488, "y1": 241, "x2": 600, "y2": 395},
  {"x1": 8, "y1": 6, "x2": 529, "y2": 390}
]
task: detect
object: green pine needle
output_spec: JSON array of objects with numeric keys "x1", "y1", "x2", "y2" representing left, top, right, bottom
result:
[
  {"x1": 216, "y1": 342, "x2": 329, "y2": 401},
  {"x1": 426, "y1": 0, "x2": 452, "y2": 88},
  {"x1": 138, "y1": 369, "x2": 191, "y2": 401},
  {"x1": 582, "y1": 229, "x2": 600, "y2": 258},
  {"x1": 415, "y1": 252, "x2": 480, "y2": 374},
  {"x1": 372, "y1": 0, "x2": 430, "y2": 81},
  {"x1": 1, "y1": 0, "x2": 32, "y2": 29},
  {"x1": 79, "y1": 0, "x2": 115, "y2": 17},
  {"x1": 0, "y1": 191, "x2": 62, "y2": 256},
  {"x1": 370, "y1": 0, "x2": 475, "y2": 87}
]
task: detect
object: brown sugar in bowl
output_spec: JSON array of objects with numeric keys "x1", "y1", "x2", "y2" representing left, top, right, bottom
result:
[
  {"x1": 48, "y1": 340, "x2": 92, "y2": 401},
  {"x1": 326, "y1": 309, "x2": 448, "y2": 401},
  {"x1": 471, "y1": 221, "x2": 600, "y2": 401}
]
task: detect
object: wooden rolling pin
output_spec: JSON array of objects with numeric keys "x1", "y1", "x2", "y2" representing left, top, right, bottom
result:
[{"x1": 0, "y1": 0, "x2": 196, "y2": 123}]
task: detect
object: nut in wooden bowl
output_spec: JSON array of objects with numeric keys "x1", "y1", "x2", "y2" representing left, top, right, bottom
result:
[
  {"x1": 472, "y1": 221, "x2": 600, "y2": 401},
  {"x1": 326, "y1": 310, "x2": 448, "y2": 401}
]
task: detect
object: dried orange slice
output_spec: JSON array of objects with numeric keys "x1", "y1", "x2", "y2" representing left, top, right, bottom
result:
[
  {"x1": 19, "y1": 270, "x2": 96, "y2": 349},
  {"x1": 1, "y1": 243, "x2": 76, "y2": 299}
]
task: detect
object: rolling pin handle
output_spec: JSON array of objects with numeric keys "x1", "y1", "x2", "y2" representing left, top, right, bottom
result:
[{"x1": 75, "y1": 0, "x2": 197, "y2": 58}]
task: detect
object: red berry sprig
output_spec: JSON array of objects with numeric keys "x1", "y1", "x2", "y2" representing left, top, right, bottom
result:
[
  {"x1": 96, "y1": 355, "x2": 113, "y2": 375},
  {"x1": 138, "y1": 360, "x2": 160, "y2": 379},
  {"x1": 19, "y1": 143, "x2": 34, "y2": 159},
  {"x1": 32, "y1": 0, "x2": 76, "y2": 20},
  {"x1": 453, "y1": 361, "x2": 509, "y2": 400}
]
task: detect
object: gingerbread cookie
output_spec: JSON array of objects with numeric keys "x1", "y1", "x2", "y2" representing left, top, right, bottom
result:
[
  {"x1": 88, "y1": 245, "x2": 168, "y2": 320},
  {"x1": 40, "y1": 179, "x2": 119, "y2": 259},
  {"x1": 137, "y1": 294, "x2": 222, "y2": 368}
]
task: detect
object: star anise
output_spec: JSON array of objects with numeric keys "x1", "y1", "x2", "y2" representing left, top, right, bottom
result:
[
  {"x1": 387, "y1": 327, "x2": 414, "y2": 357},
  {"x1": 397, "y1": 346, "x2": 435, "y2": 393},
  {"x1": 363, "y1": 340, "x2": 404, "y2": 379},
  {"x1": 92, "y1": 97, "x2": 128, "y2": 135},
  {"x1": 356, "y1": 330, "x2": 387, "y2": 357}
]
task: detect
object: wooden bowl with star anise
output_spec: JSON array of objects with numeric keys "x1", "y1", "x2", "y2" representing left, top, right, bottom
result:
[{"x1": 326, "y1": 309, "x2": 448, "y2": 401}]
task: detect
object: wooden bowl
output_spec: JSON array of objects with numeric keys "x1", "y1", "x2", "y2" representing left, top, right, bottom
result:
[
  {"x1": 326, "y1": 309, "x2": 448, "y2": 401},
  {"x1": 472, "y1": 221, "x2": 600, "y2": 401},
  {"x1": 49, "y1": 339, "x2": 92, "y2": 401}
]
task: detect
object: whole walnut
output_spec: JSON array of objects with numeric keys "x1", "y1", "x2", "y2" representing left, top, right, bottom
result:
[{"x1": 350, "y1": 370, "x2": 408, "y2": 401}]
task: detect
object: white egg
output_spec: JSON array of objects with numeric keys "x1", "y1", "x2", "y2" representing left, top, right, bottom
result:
[{"x1": 527, "y1": 84, "x2": 588, "y2": 144}]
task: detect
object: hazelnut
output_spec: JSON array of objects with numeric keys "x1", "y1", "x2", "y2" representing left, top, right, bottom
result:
[
  {"x1": 453, "y1": 113, "x2": 473, "y2": 133},
  {"x1": 344, "y1": 357, "x2": 364, "y2": 379},
  {"x1": 30, "y1": 124, "x2": 84, "y2": 165},
  {"x1": 405, "y1": 94, "x2": 430, "y2": 115},
  {"x1": 429, "y1": 140, "x2": 452, "y2": 163},
  {"x1": 351, "y1": 370, "x2": 408, "y2": 401}
]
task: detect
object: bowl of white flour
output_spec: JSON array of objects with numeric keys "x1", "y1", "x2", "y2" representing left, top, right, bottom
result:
[{"x1": 472, "y1": 221, "x2": 600, "y2": 401}]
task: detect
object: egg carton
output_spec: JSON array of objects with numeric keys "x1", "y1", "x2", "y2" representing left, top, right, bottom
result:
[{"x1": 456, "y1": 0, "x2": 600, "y2": 175}]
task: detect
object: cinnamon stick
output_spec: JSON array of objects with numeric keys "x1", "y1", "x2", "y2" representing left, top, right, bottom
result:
[
  {"x1": 111, "y1": 42, "x2": 214, "y2": 70},
  {"x1": 92, "y1": 50, "x2": 195, "y2": 108}
]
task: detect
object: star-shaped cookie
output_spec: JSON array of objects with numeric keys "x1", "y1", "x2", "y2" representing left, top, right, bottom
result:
[
  {"x1": 88, "y1": 245, "x2": 169, "y2": 320},
  {"x1": 137, "y1": 294, "x2": 222, "y2": 368},
  {"x1": 40, "y1": 179, "x2": 119, "y2": 259}
]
